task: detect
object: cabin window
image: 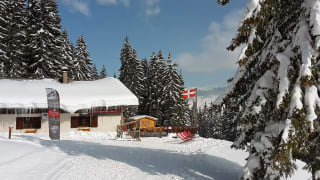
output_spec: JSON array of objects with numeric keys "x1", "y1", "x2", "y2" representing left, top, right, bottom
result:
[
  {"x1": 78, "y1": 116, "x2": 90, "y2": 127},
  {"x1": 16, "y1": 117, "x2": 41, "y2": 129},
  {"x1": 142, "y1": 121, "x2": 144, "y2": 125},
  {"x1": 71, "y1": 116, "x2": 98, "y2": 128},
  {"x1": 147, "y1": 121, "x2": 150, "y2": 126}
]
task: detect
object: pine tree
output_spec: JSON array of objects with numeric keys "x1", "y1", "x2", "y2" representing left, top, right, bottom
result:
[
  {"x1": 0, "y1": 0, "x2": 9, "y2": 78},
  {"x1": 129, "y1": 48, "x2": 144, "y2": 99},
  {"x1": 199, "y1": 102, "x2": 224, "y2": 139},
  {"x1": 199, "y1": 102, "x2": 209, "y2": 137},
  {"x1": 119, "y1": 36, "x2": 132, "y2": 84},
  {"x1": 138, "y1": 57, "x2": 151, "y2": 115},
  {"x1": 119, "y1": 37, "x2": 144, "y2": 117},
  {"x1": 0, "y1": 62, "x2": 5, "y2": 79},
  {"x1": 74, "y1": 35, "x2": 93, "y2": 80},
  {"x1": 162, "y1": 54, "x2": 189, "y2": 126},
  {"x1": 60, "y1": 29, "x2": 75, "y2": 80},
  {"x1": 0, "y1": 0, "x2": 9, "y2": 70},
  {"x1": 100, "y1": 65, "x2": 107, "y2": 79},
  {"x1": 0, "y1": 0, "x2": 27, "y2": 78},
  {"x1": 149, "y1": 51, "x2": 167, "y2": 124},
  {"x1": 216, "y1": 0, "x2": 320, "y2": 179},
  {"x1": 25, "y1": 0, "x2": 64, "y2": 79},
  {"x1": 92, "y1": 64, "x2": 99, "y2": 80}
]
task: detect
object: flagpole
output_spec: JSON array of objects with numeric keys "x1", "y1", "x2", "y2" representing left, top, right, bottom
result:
[{"x1": 195, "y1": 88, "x2": 198, "y2": 128}]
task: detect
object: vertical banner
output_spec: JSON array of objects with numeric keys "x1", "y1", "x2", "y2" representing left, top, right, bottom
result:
[{"x1": 45, "y1": 88, "x2": 60, "y2": 140}]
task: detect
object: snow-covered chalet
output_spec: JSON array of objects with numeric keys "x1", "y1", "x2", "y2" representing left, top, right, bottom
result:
[{"x1": 0, "y1": 77, "x2": 139, "y2": 133}]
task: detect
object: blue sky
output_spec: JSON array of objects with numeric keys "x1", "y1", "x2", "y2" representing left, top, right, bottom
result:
[{"x1": 57, "y1": 0, "x2": 247, "y2": 88}]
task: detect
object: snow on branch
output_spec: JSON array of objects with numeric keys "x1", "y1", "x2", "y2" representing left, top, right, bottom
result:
[
  {"x1": 276, "y1": 50, "x2": 292, "y2": 109},
  {"x1": 245, "y1": 69, "x2": 275, "y2": 115}
]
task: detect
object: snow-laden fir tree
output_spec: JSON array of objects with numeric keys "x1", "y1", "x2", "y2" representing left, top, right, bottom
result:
[
  {"x1": 0, "y1": 0, "x2": 9, "y2": 70},
  {"x1": 2, "y1": 0, "x2": 27, "y2": 78},
  {"x1": 0, "y1": 0, "x2": 27, "y2": 78},
  {"x1": 161, "y1": 54, "x2": 189, "y2": 125},
  {"x1": 92, "y1": 64, "x2": 99, "y2": 80},
  {"x1": 74, "y1": 35, "x2": 93, "y2": 80},
  {"x1": 138, "y1": 57, "x2": 151, "y2": 115},
  {"x1": 60, "y1": 29, "x2": 76, "y2": 80},
  {"x1": 119, "y1": 36, "x2": 132, "y2": 84},
  {"x1": 100, "y1": 65, "x2": 107, "y2": 79},
  {"x1": 129, "y1": 48, "x2": 144, "y2": 99},
  {"x1": 199, "y1": 102, "x2": 224, "y2": 139},
  {"x1": 25, "y1": 0, "x2": 64, "y2": 79},
  {"x1": 0, "y1": 62, "x2": 5, "y2": 79},
  {"x1": 149, "y1": 51, "x2": 167, "y2": 125},
  {"x1": 119, "y1": 37, "x2": 144, "y2": 117},
  {"x1": 216, "y1": 0, "x2": 320, "y2": 179}
]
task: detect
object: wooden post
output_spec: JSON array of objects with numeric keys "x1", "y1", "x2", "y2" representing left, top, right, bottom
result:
[
  {"x1": 8, "y1": 125, "x2": 13, "y2": 139},
  {"x1": 137, "y1": 120, "x2": 141, "y2": 141},
  {"x1": 120, "y1": 106, "x2": 124, "y2": 138}
]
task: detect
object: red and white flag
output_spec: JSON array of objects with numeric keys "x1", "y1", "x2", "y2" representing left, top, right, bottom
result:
[{"x1": 182, "y1": 88, "x2": 197, "y2": 99}]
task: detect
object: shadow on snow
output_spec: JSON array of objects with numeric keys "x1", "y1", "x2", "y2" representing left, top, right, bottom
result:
[{"x1": 14, "y1": 135, "x2": 242, "y2": 180}]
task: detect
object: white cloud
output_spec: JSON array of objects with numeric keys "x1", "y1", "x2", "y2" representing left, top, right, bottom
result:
[
  {"x1": 176, "y1": 10, "x2": 243, "y2": 73},
  {"x1": 120, "y1": 0, "x2": 131, "y2": 7},
  {"x1": 60, "y1": 0, "x2": 90, "y2": 16},
  {"x1": 97, "y1": 0, "x2": 117, "y2": 5},
  {"x1": 96, "y1": 0, "x2": 131, "y2": 7},
  {"x1": 144, "y1": 0, "x2": 161, "y2": 16}
]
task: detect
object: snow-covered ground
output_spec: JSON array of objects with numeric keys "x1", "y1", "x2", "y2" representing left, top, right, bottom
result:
[{"x1": 0, "y1": 132, "x2": 310, "y2": 180}]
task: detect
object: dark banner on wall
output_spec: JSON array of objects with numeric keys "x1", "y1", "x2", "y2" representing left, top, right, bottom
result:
[{"x1": 45, "y1": 88, "x2": 60, "y2": 140}]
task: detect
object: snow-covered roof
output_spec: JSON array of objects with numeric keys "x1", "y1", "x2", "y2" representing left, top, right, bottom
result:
[
  {"x1": 0, "y1": 78, "x2": 138, "y2": 113},
  {"x1": 127, "y1": 115, "x2": 158, "y2": 121}
]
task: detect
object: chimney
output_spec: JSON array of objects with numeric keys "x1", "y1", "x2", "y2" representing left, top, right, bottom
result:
[{"x1": 62, "y1": 67, "x2": 68, "y2": 83}]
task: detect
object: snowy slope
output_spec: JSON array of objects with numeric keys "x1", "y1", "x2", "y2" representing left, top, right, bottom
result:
[{"x1": 0, "y1": 132, "x2": 310, "y2": 180}]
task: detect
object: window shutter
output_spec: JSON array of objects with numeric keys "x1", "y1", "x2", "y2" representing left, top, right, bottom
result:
[
  {"x1": 33, "y1": 117, "x2": 41, "y2": 129},
  {"x1": 71, "y1": 116, "x2": 79, "y2": 128},
  {"x1": 90, "y1": 116, "x2": 98, "y2": 128},
  {"x1": 16, "y1": 117, "x2": 24, "y2": 129}
]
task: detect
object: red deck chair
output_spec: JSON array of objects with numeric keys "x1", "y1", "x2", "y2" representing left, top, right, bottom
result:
[{"x1": 176, "y1": 131, "x2": 194, "y2": 142}]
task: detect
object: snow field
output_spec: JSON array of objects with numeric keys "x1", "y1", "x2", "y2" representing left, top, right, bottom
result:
[{"x1": 0, "y1": 132, "x2": 311, "y2": 180}]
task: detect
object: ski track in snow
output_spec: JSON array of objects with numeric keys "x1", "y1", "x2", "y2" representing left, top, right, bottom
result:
[{"x1": 0, "y1": 133, "x2": 311, "y2": 180}]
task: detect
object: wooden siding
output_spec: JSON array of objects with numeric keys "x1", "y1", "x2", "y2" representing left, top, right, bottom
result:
[{"x1": 139, "y1": 117, "x2": 156, "y2": 128}]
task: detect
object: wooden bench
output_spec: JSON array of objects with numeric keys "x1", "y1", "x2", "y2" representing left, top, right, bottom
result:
[{"x1": 24, "y1": 129, "x2": 37, "y2": 133}]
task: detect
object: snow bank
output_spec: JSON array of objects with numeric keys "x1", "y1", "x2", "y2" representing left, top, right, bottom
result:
[{"x1": 0, "y1": 78, "x2": 139, "y2": 112}]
